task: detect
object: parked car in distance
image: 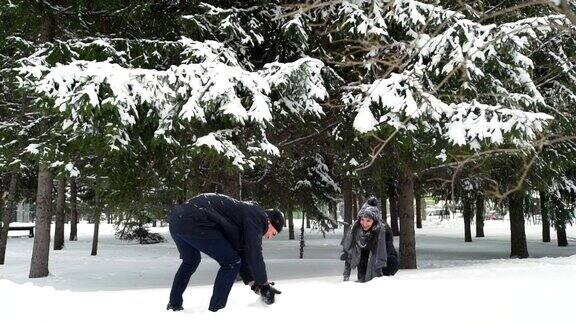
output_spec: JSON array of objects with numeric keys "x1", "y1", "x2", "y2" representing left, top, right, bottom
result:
[{"x1": 485, "y1": 210, "x2": 505, "y2": 220}]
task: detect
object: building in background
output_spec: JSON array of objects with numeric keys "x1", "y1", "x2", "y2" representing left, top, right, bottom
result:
[{"x1": 15, "y1": 202, "x2": 35, "y2": 223}]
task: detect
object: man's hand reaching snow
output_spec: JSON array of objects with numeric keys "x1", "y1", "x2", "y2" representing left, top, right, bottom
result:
[{"x1": 251, "y1": 282, "x2": 282, "y2": 304}]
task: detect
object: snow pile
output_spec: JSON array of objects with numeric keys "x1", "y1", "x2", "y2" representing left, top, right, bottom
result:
[
  {"x1": 1, "y1": 255, "x2": 575, "y2": 324},
  {"x1": 2, "y1": 221, "x2": 576, "y2": 323}
]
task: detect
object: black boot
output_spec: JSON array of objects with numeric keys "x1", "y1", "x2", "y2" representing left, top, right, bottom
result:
[{"x1": 167, "y1": 303, "x2": 184, "y2": 311}]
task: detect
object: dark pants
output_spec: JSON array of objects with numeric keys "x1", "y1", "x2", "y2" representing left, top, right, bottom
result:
[
  {"x1": 357, "y1": 252, "x2": 399, "y2": 281},
  {"x1": 357, "y1": 249, "x2": 370, "y2": 282},
  {"x1": 169, "y1": 230, "x2": 241, "y2": 312},
  {"x1": 382, "y1": 254, "x2": 399, "y2": 276}
]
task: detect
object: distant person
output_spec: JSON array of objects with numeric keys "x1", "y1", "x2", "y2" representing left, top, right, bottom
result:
[
  {"x1": 341, "y1": 197, "x2": 398, "y2": 282},
  {"x1": 167, "y1": 193, "x2": 284, "y2": 312}
]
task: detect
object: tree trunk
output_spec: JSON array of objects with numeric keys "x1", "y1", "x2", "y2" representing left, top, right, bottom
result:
[
  {"x1": 223, "y1": 171, "x2": 241, "y2": 199},
  {"x1": 69, "y1": 178, "x2": 78, "y2": 241},
  {"x1": 29, "y1": 163, "x2": 53, "y2": 278},
  {"x1": 389, "y1": 192, "x2": 400, "y2": 236},
  {"x1": 343, "y1": 180, "x2": 353, "y2": 235},
  {"x1": 463, "y1": 197, "x2": 472, "y2": 242},
  {"x1": 287, "y1": 208, "x2": 295, "y2": 240},
  {"x1": 421, "y1": 196, "x2": 426, "y2": 221},
  {"x1": 556, "y1": 221, "x2": 568, "y2": 247},
  {"x1": 40, "y1": 10, "x2": 56, "y2": 42},
  {"x1": 91, "y1": 192, "x2": 101, "y2": 256},
  {"x1": 30, "y1": 11, "x2": 56, "y2": 277},
  {"x1": 330, "y1": 201, "x2": 338, "y2": 229},
  {"x1": 8, "y1": 172, "x2": 18, "y2": 221},
  {"x1": 53, "y1": 178, "x2": 66, "y2": 250},
  {"x1": 352, "y1": 193, "x2": 358, "y2": 219},
  {"x1": 0, "y1": 193, "x2": 5, "y2": 265},
  {"x1": 415, "y1": 192, "x2": 422, "y2": 229},
  {"x1": 0, "y1": 172, "x2": 18, "y2": 265},
  {"x1": 379, "y1": 190, "x2": 387, "y2": 223},
  {"x1": 475, "y1": 195, "x2": 485, "y2": 238},
  {"x1": 508, "y1": 193, "x2": 529, "y2": 258},
  {"x1": 539, "y1": 191, "x2": 550, "y2": 243},
  {"x1": 398, "y1": 166, "x2": 417, "y2": 269},
  {"x1": 299, "y1": 211, "x2": 305, "y2": 259}
]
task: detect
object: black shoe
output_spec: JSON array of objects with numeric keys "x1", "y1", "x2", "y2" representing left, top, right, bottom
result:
[
  {"x1": 167, "y1": 303, "x2": 183, "y2": 311},
  {"x1": 208, "y1": 305, "x2": 224, "y2": 312}
]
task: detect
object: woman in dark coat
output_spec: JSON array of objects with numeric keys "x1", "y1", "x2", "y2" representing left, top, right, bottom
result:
[{"x1": 341, "y1": 197, "x2": 399, "y2": 282}]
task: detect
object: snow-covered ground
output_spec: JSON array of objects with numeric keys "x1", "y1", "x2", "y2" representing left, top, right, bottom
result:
[{"x1": 1, "y1": 218, "x2": 575, "y2": 323}]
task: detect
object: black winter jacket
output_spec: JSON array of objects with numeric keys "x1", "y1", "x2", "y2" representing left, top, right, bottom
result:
[{"x1": 168, "y1": 193, "x2": 269, "y2": 285}]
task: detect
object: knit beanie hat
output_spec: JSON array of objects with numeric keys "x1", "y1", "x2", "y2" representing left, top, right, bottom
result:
[
  {"x1": 265, "y1": 209, "x2": 285, "y2": 233},
  {"x1": 357, "y1": 197, "x2": 381, "y2": 221}
]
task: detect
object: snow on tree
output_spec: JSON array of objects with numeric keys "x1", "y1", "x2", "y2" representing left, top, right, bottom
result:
[
  {"x1": 11, "y1": 34, "x2": 332, "y2": 171},
  {"x1": 272, "y1": 0, "x2": 576, "y2": 267},
  {"x1": 347, "y1": 11, "x2": 570, "y2": 150}
]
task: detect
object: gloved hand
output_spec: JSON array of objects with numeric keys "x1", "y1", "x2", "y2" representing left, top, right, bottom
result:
[
  {"x1": 340, "y1": 252, "x2": 348, "y2": 261},
  {"x1": 251, "y1": 282, "x2": 282, "y2": 305}
]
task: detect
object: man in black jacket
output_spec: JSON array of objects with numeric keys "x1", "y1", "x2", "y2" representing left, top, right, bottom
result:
[{"x1": 167, "y1": 193, "x2": 284, "y2": 312}]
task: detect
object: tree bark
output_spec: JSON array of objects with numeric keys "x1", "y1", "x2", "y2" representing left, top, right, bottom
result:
[
  {"x1": 539, "y1": 191, "x2": 550, "y2": 243},
  {"x1": 299, "y1": 211, "x2": 305, "y2": 259},
  {"x1": 330, "y1": 201, "x2": 338, "y2": 229},
  {"x1": 0, "y1": 194, "x2": 5, "y2": 265},
  {"x1": 508, "y1": 193, "x2": 529, "y2": 258},
  {"x1": 222, "y1": 171, "x2": 241, "y2": 199},
  {"x1": 415, "y1": 192, "x2": 422, "y2": 229},
  {"x1": 398, "y1": 166, "x2": 417, "y2": 269},
  {"x1": 389, "y1": 191, "x2": 400, "y2": 236},
  {"x1": 343, "y1": 180, "x2": 353, "y2": 235},
  {"x1": 379, "y1": 190, "x2": 387, "y2": 223},
  {"x1": 352, "y1": 193, "x2": 358, "y2": 219},
  {"x1": 556, "y1": 221, "x2": 568, "y2": 247},
  {"x1": 463, "y1": 197, "x2": 472, "y2": 242},
  {"x1": 421, "y1": 196, "x2": 426, "y2": 221},
  {"x1": 29, "y1": 163, "x2": 53, "y2": 278},
  {"x1": 30, "y1": 9, "x2": 56, "y2": 277},
  {"x1": 53, "y1": 178, "x2": 66, "y2": 250},
  {"x1": 0, "y1": 172, "x2": 19, "y2": 265},
  {"x1": 40, "y1": 10, "x2": 56, "y2": 42},
  {"x1": 475, "y1": 195, "x2": 485, "y2": 238},
  {"x1": 69, "y1": 178, "x2": 78, "y2": 241},
  {"x1": 91, "y1": 192, "x2": 101, "y2": 256},
  {"x1": 287, "y1": 208, "x2": 295, "y2": 240},
  {"x1": 305, "y1": 212, "x2": 311, "y2": 228}
]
